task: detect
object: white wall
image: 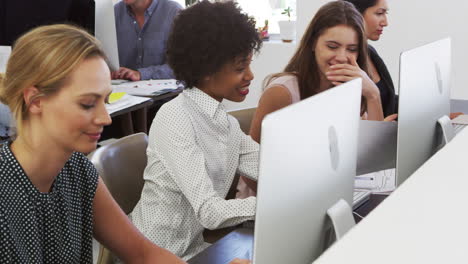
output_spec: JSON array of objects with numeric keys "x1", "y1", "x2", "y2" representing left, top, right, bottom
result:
[
  {"x1": 372, "y1": 0, "x2": 468, "y2": 99},
  {"x1": 226, "y1": 0, "x2": 468, "y2": 111}
]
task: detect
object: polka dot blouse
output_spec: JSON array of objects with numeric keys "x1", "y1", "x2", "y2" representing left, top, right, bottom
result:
[
  {"x1": 131, "y1": 88, "x2": 260, "y2": 260},
  {"x1": 0, "y1": 142, "x2": 98, "y2": 263}
]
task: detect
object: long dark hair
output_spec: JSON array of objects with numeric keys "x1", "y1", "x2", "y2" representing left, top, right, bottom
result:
[{"x1": 265, "y1": 1, "x2": 369, "y2": 103}]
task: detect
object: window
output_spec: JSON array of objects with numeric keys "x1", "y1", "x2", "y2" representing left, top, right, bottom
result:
[{"x1": 236, "y1": 0, "x2": 296, "y2": 34}]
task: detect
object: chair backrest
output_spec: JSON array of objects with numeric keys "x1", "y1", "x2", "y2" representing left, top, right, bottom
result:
[
  {"x1": 227, "y1": 107, "x2": 257, "y2": 134},
  {"x1": 90, "y1": 132, "x2": 148, "y2": 214}
]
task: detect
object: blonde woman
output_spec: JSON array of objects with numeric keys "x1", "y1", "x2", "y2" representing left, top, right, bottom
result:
[{"x1": 0, "y1": 24, "x2": 186, "y2": 263}]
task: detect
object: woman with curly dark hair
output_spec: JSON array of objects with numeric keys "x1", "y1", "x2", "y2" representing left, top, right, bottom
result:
[{"x1": 130, "y1": 1, "x2": 262, "y2": 260}]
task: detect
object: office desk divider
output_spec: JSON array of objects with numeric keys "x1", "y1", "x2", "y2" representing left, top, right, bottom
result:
[
  {"x1": 450, "y1": 98, "x2": 468, "y2": 114},
  {"x1": 356, "y1": 120, "x2": 397, "y2": 176}
]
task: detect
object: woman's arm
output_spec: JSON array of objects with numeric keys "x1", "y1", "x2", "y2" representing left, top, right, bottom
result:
[
  {"x1": 93, "y1": 178, "x2": 185, "y2": 263},
  {"x1": 363, "y1": 88, "x2": 384, "y2": 121},
  {"x1": 326, "y1": 59, "x2": 384, "y2": 121},
  {"x1": 249, "y1": 85, "x2": 293, "y2": 143}
]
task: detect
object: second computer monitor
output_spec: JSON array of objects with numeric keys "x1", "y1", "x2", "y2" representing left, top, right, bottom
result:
[
  {"x1": 396, "y1": 38, "x2": 451, "y2": 186},
  {"x1": 95, "y1": 0, "x2": 120, "y2": 71},
  {"x1": 253, "y1": 79, "x2": 362, "y2": 264}
]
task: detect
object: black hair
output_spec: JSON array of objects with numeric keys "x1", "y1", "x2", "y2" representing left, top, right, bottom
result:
[{"x1": 166, "y1": 0, "x2": 262, "y2": 88}]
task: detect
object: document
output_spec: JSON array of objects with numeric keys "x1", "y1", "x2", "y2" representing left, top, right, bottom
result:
[
  {"x1": 355, "y1": 169, "x2": 396, "y2": 194},
  {"x1": 112, "y1": 79, "x2": 180, "y2": 96},
  {"x1": 451, "y1": 114, "x2": 468, "y2": 125},
  {"x1": 105, "y1": 93, "x2": 151, "y2": 115}
]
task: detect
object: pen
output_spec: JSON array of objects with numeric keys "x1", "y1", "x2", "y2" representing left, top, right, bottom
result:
[{"x1": 356, "y1": 176, "x2": 374, "y2": 181}]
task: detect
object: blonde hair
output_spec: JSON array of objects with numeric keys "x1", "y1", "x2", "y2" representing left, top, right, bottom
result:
[{"x1": 0, "y1": 24, "x2": 108, "y2": 135}]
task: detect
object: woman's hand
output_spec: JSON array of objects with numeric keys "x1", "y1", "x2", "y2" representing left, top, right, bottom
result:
[
  {"x1": 450, "y1": 112, "x2": 463, "y2": 120},
  {"x1": 326, "y1": 59, "x2": 380, "y2": 100},
  {"x1": 384, "y1": 113, "x2": 398, "y2": 122},
  {"x1": 111, "y1": 67, "x2": 141, "y2": 81}
]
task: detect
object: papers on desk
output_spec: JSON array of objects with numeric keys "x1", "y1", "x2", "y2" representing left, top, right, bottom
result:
[
  {"x1": 112, "y1": 79, "x2": 180, "y2": 96},
  {"x1": 451, "y1": 114, "x2": 468, "y2": 125},
  {"x1": 111, "y1": 79, "x2": 130, "y2": 85},
  {"x1": 105, "y1": 93, "x2": 151, "y2": 115},
  {"x1": 0, "y1": 46, "x2": 12, "y2": 72},
  {"x1": 355, "y1": 168, "x2": 396, "y2": 194},
  {"x1": 355, "y1": 120, "x2": 397, "y2": 194}
]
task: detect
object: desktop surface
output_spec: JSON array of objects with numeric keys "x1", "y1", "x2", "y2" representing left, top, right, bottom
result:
[
  {"x1": 315, "y1": 128, "x2": 468, "y2": 264},
  {"x1": 187, "y1": 194, "x2": 388, "y2": 264}
]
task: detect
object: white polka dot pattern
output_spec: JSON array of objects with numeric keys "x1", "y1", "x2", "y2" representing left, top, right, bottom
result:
[
  {"x1": 0, "y1": 143, "x2": 98, "y2": 263},
  {"x1": 131, "y1": 88, "x2": 259, "y2": 260}
]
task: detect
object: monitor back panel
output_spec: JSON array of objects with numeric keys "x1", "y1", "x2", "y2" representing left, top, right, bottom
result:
[
  {"x1": 253, "y1": 79, "x2": 362, "y2": 264},
  {"x1": 396, "y1": 38, "x2": 451, "y2": 186},
  {"x1": 95, "y1": 0, "x2": 120, "y2": 71}
]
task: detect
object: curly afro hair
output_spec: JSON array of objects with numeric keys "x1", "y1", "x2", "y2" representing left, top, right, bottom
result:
[{"x1": 167, "y1": 1, "x2": 262, "y2": 88}]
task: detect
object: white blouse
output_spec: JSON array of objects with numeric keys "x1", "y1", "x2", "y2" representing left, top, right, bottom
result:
[{"x1": 130, "y1": 88, "x2": 259, "y2": 260}]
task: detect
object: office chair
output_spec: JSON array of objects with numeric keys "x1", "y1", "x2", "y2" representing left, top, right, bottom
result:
[
  {"x1": 227, "y1": 107, "x2": 256, "y2": 134},
  {"x1": 90, "y1": 132, "x2": 148, "y2": 264}
]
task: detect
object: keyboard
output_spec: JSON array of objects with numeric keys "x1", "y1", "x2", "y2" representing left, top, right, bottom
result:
[
  {"x1": 353, "y1": 190, "x2": 371, "y2": 210},
  {"x1": 453, "y1": 123, "x2": 466, "y2": 135}
]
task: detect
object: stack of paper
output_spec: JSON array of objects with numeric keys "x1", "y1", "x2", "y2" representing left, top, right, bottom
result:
[
  {"x1": 106, "y1": 93, "x2": 151, "y2": 115},
  {"x1": 452, "y1": 114, "x2": 468, "y2": 125},
  {"x1": 112, "y1": 79, "x2": 180, "y2": 96}
]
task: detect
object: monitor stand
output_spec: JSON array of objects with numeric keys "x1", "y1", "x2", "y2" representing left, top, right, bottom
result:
[
  {"x1": 437, "y1": 115, "x2": 454, "y2": 145},
  {"x1": 327, "y1": 199, "x2": 355, "y2": 240}
]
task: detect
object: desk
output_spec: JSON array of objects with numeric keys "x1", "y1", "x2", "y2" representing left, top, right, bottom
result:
[
  {"x1": 103, "y1": 88, "x2": 183, "y2": 139},
  {"x1": 314, "y1": 128, "x2": 468, "y2": 263},
  {"x1": 109, "y1": 87, "x2": 183, "y2": 118},
  {"x1": 188, "y1": 194, "x2": 388, "y2": 264},
  {"x1": 109, "y1": 97, "x2": 153, "y2": 118}
]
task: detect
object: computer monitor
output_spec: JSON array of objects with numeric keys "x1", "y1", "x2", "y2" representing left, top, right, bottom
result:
[
  {"x1": 253, "y1": 79, "x2": 362, "y2": 264},
  {"x1": 0, "y1": 0, "x2": 94, "y2": 46},
  {"x1": 95, "y1": 0, "x2": 120, "y2": 71},
  {"x1": 396, "y1": 38, "x2": 451, "y2": 186}
]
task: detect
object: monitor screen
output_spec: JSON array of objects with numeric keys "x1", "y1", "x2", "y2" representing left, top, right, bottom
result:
[{"x1": 0, "y1": 0, "x2": 95, "y2": 46}]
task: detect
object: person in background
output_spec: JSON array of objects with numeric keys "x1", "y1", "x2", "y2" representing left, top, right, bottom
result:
[
  {"x1": 343, "y1": 0, "x2": 397, "y2": 118},
  {"x1": 237, "y1": 1, "x2": 384, "y2": 197},
  {"x1": 130, "y1": 1, "x2": 262, "y2": 260},
  {"x1": 250, "y1": 0, "x2": 384, "y2": 145},
  {"x1": 0, "y1": 103, "x2": 13, "y2": 143},
  {"x1": 343, "y1": 0, "x2": 462, "y2": 119},
  {"x1": 0, "y1": 24, "x2": 186, "y2": 263},
  {"x1": 112, "y1": 0, "x2": 182, "y2": 81}
]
